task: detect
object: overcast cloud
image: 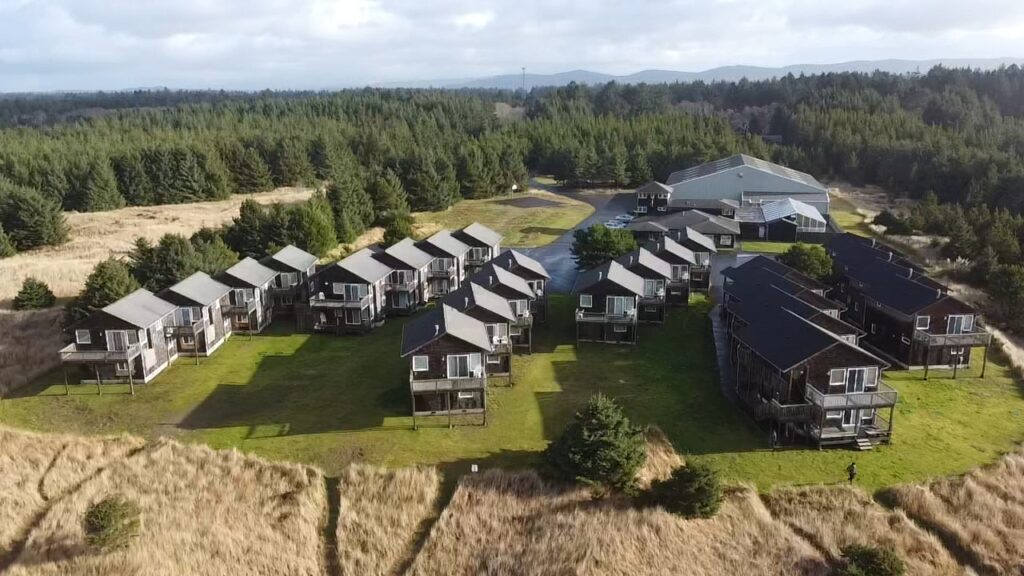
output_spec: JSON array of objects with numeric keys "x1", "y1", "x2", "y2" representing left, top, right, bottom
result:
[{"x1": 1, "y1": 0, "x2": 1023, "y2": 91}]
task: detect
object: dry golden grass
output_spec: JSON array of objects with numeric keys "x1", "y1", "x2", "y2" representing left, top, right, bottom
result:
[
  {"x1": 886, "y1": 447, "x2": 1024, "y2": 576},
  {"x1": 0, "y1": 426, "x2": 142, "y2": 559},
  {"x1": 336, "y1": 464, "x2": 441, "y2": 576},
  {"x1": 763, "y1": 486, "x2": 963, "y2": 575},
  {"x1": 2, "y1": 432, "x2": 326, "y2": 576},
  {"x1": 0, "y1": 187, "x2": 313, "y2": 305},
  {"x1": 408, "y1": 470, "x2": 829, "y2": 576},
  {"x1": 0, "y1": 308, "x2": 65, "y2": 395},
  {"x1": 635, "y1": 426, "x2": 685, "y2": 490}
]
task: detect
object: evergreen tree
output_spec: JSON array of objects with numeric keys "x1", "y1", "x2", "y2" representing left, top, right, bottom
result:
[
  {"x1": 129, "y1": 234, "x2": 198, "y2": 292},
  {"x1": 0, "y1": 224, "x2": 15, "y2": 258},
  {"x1": 372, "y1": 169, "x2": 410, "y2": 224},
  {"x1": 645, "y1": 463, "x2": 723, "y2": 519},
  {"x1": 224, "y1": 199, "x2": 269, "y2": 259},
  {"x1": 190, "y1": 228, "x2": 239, "y2": 274},
  {"x1": 70, "y1": 157, "x2": 125, "y2": 212},
  {"x1": 232, "y1": 147, "x2": 274, "y2": 194},
  {"x1": 288, "y1": 192, "x2": 337, "y2": 257},
  {"x1": 570, "y1": 224, "x2": 638, "y2": 270},
  {"x1": 626, "y1": 146, "x2": 653, "y2": 185},
  {"x1": 308, "y1": 135, "x2": 335, "y2": 180},
  {"x1": 545, "y1": 394, "x2": 646, "y2": 494},
  {"x1": 325, "y1": 167, "x2": 371, "y2": 243},
  {"x1": 270, "y1": 137, "x2": 314, "y2": 187},
  {"x1": 12, "y1": 277, "x2": 56, "y2": 310},
  {"x1": 942, "y1": 215, "x2": 976, "y2": 261},
  {"x1": 164, "y1": 147, "x2": 205, "y2": 203},
  {"x1": 111, "y1": 152, "x2": 154, "y2": 205},
  {"x1": 381, "y1": 210, "x2": 414, "y2": 248},
  {"x1": 65, "y1": 259, "x2": 140, "y2": 324},
  {"x1": 0, "y1": 183, "x2": 69, "y2": 249}
]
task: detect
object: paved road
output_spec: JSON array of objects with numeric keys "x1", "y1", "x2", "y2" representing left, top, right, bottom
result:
[{"x1": 520, "y1": 191, "x2": 636, "y2": 293}]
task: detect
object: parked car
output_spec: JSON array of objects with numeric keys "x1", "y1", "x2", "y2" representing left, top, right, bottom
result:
[
  {"x1": 614, "y1": 214, "x2": 636, "y2": 222},
  {"x1": 604, "y1": 220, "x2": 626, "y2": 229}
]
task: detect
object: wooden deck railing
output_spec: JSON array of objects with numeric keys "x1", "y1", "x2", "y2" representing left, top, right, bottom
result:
[
  {"x1": 59, "y1": 343, "x2": 143, "y2": 363},
  {"x1": 575, "y1": 310, "x2": 637, "y2": 324},
  {"x1": 409, "y1": 374, "x2": 487, "y2": 393},
  {"x1": 913, "y1": 329, "x2": 992, "y2": 347},
  {"x1": 309, "y1": 294, "x2": 371, "y2": 309}
]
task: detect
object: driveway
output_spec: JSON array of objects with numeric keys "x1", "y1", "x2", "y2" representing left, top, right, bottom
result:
[{"x1": 519, "y1": 190, "x2": 636, "y2": 293}]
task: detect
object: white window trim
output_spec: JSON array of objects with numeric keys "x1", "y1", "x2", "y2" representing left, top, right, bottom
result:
[
  {"x1": 75, "y1": 329, "x2": 92, "y2": 345},
  {"x1": 947, "y1": 314, "x2": 974, "y2": 334},
  {"x1": 719, "y1": 235, "x2": 734, "y2": 247},
  {"x1": 829, "y1": 368, "x2": 846, "y2": 387},
  {"x1": 915, "y1": 315, "x2": 930, "y2": 330},
  {"x1": 613, "y1": 324, "x2": 628, "y2": 333},
  {"x1": 636, "y1": 205, "x2": 647, "y2": 214},
  {"x1": 579, "y1": 294, "x2": 593, "y2": 308},
  {"x1": 412, "y1": 355, "x2": 429, "y2": 372}
]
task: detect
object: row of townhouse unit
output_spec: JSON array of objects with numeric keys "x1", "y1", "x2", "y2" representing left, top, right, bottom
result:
[
  {"x1": 825, "y1": 234, "x2": 993, "y2": 375},
  {"x1": 391, "y1": 225, "x2": 553, "y2": 425},
  {"x1": 625, "y1": 222, "x2": 719, "y2": 292},
  {"x1": 570, "y1": 236, "x2": 701, "y2": 344},
  {"x1": 59, "y1": 245, "x2": 319, "y2": 387},
  {"x1": 720, "y1": 256, "x2": 896, "y2": 449}
]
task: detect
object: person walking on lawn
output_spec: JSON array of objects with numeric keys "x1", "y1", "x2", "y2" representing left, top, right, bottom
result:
[{"x1": 846, "y1": 461, "x2": 858, "y2": 485}]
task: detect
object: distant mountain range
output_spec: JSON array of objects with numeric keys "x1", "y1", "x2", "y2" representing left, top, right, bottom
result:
[{"x1": 375, "y1": 58, "x2": 1024, "y2": 90}]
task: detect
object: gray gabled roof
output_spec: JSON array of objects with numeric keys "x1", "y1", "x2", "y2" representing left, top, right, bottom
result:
[
  {"x1": 471, "y1": 263, "x2": 534, "y2": 299},
  {"x1": 666, "y1": 154, "x2": 826, "y2": 192},
  {"x1": 647, "y1": 236, "x2": 697, "y2": 266},
  {"x1": 400, "y1": 304, "x2": 492, "y2": 357},
  {"x1": 103, "y1": 288, "x2": 177, "y2": 329},
  {"x1": 458, "y1": 222, "x2": 503, "y2": 246},
  {"x1": 443, "y1": 282, "x2": 516, "y2": 321},
  {"x1": 167, "y1": 272, "x2": 231, "y2": 306},
  {"x1": 385, "y1": 238, "x2": 433, "y2": 269},
  {"x1": 675, "y1": 226, "x2": 718, "y2": 253},
  {"x1": 420, "y1": 229, "x2": 471, "y2": 257},
  {"x1": 635, "y1": 181, "x2": 673, "y2": 196},
  {"x1": 574, "y1": 260, "x2": 645, "y2": 296},
  {"x1": 492, "y1": 249, "x2": 550, "y2": 279},
  {"x1": 223, "y1": 257, "x2": 278, "y2": 288},
  {"x1": 269, "y1": 245, "x2": 318, "y2": 272},
  {"x1": 615, "y1": 248, "x2": 673, "y2": 279},
  {"x1": 626, "y1": 220, "x2": 669, "y2": 233},
  {"x1": 338, "y1": 248, "x2": 393, "y2": 284},
  {"x1": 760, "y1": 198, "x2": 826, "y2": 224}
]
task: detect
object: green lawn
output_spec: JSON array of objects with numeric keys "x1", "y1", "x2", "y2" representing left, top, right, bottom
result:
[
  {"x1": 3, "y1": 296, "x2": 1023, "y2": 492},
  {"x1": 414, "y1": 190, "x2": 594, "y2": 247},
  {"x1": 739, "y1": 241, "x2": 796, "y2": 254},
  {"x1": 830, "y1": 194, "x2": 876, "y2": 238}
]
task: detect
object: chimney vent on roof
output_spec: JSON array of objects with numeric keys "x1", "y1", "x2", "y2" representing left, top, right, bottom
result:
[
  {"x1": 434, "y1": 324, "x2": 440, "y2": 336},
  {"x1": 888, "y1": 252, "x2": 893, "y2": 261},
  {"x1": 907, "y1": 267, "x2": 913, "y2": 279},
  {"x1": 598, "y1": 271, "x2": 603, "y2": 280},
  {"x1": 936, "y1": 288, "x2": 942, "y2": 299},
  {"x1": 871, "y1": 238, "x2": 876, "y2": 247},
  {"x1": 465, "y1": 297, "x2": 470, "y2": 307}
]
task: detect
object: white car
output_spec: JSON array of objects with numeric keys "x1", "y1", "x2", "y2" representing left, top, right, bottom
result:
[
  {"x1": 604, "y1": 220, "x2": 626, "y2": 229},
  {"x1": 614, "y1": 214, "x2": 636, "y2": 222}
]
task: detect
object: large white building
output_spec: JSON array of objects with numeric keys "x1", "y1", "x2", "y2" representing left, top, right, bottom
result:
[{"x1": 636, "y1": 154, "x2": 830, "y2": 217}]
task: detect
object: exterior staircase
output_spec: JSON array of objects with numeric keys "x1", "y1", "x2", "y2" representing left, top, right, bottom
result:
[{"x1": 855, "y1": 438, "x2": 874, "y2": 451}]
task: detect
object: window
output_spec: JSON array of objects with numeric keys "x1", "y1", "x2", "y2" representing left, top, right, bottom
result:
[
  {"x1": 694, "y1": 253, "x2": 710, "y2": 267},
  {"x1": 613, "y1": 324, "x2": 628, "y2": 333},
  {"x1": 447, "y1": 354, "x2": 481, "y2": 379},
  {"x1": 845, "y1": 368, "x2": 870, "y2": 393},
  {"x1": 75, "y1": 330, "x2": 91, "y2": 345},
  {"x1": 947, "y1": 314, "x2": 974, "y2": 334},
  {"x1": 829, "y1": 369, "x2": 846, "y2": 387},
  {"x1": 825, "y1": 410, "x2": 843, "y2": 420},
  {"x1": 486, "y1": 323, "x2": 509, "y2": 343},
  {"x1": 431, "y1": 257, "x2": 452, "y2": 272},
  {"x1": 334, "y1": 283, "x2": 366, "y2": 302},
  {"x1": 412, "y1": 355, "x2": 429, "y2": 372},
  {"x1": 115, "y1": 361, "x2": 130, "y2": 375},
  {"x1": 719, "y1": 235, "x2": 733, "y2": 247},
  {"x1": 671, "y1": 265, "x2": 689, "y2": 282},
  {"x1": 606, "y1": 295, "x2": 632, "y2": 316},
  {"x1": 469, "y1": 247, "x2": 487, "y2": 260},
  {"x1": 281, "y1": 294, "x2": 294, "y2": 305},
  {"x1": 643, "y1": 279, "x2": 664, "y2": 298},
  {"x1": 527, "y1": 280, "x2": 544, "y2": 295},
  {"x1": 510, "y1": 299, "x2": 529, "y2": 317},
  {"x1": 509, "y1": 326, "x2": 522, "y2": 336},
  {"x1": 486, "y1": 354, "x2": 501, "y2": 365},
  {"x1": 657, "y1": 206, "x2": 667, "y2": 212},
  {"x1": 181, "y1": 335, "x2": 195, "y2": 346},
  {"x1": 579, "y1": 294, "x2": 593, "y2": 308},
  {"x1": 915, "y1": 316, "x2": 930, "y2": 330},
  {"x1": 344, "y1": 308, "x2": 362, "y2": 325},
  {"x1": 636, "y1": 206, "x2": 647, "y2": 214}
]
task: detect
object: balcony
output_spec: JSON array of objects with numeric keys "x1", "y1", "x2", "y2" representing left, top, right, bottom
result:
[
  {"x1": 511, "y1": 313, "x2": 534, "y2": 328},
  {"x1": 309, "y1": 294, "x2": 371, "y2": 309},
  {"x1": 269, "y1": 283, "x2": 300, "y2": 295},
  {"x1": 165, "y1": 319, "x2": 205, "y2": 337},
  {"x1": 575, "y1": 309, "x2": 638, "y2": 324},
  {"x1": 465, "y1": 253, "x2": 489, "y2": 266},
  {"x1": 639, "y1": 290, "x2": 666, "y2": 304},
  {"x1": 490, "y1": 340, "x2": 511, "y2": 355},
  {"x1": 769, "y1": 399, "x2": 814, "y2": 422},
  {"x1": 387, "y1": 278, "x2": 419, "y2": 292},
  {"x1": 805, "y1": 381, "x2": 898, "y2": 410},
  {"x1": 227, "y1": 299, "x2": 258, "y2": 314},
  {"x1": 428, "y1": 265, "x2": 456, "y2": 278},
  {"x1": 913, "y1": 328, "x2": 992, "y2": 348},
  {"x1": 60, "y1": 343, "x2": 143, "y2": 364},
  {"x1": 410, "y1": 374, "x2": 487, "y2": 393}
]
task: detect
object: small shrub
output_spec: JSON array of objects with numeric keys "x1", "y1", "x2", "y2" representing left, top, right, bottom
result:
[
  {"x1": 0, "y1": 224, "x2": 15, "y2": 258},
  {"x1": 646, "y1": 463, "x2": 723, "y2": 518},
  {"x1": 12, "y1": 277, "x2": 56, "y2": 310},
  {"x1": 839, "y1": 544, "x2": 905, "y2": 576},
  {"x1": 544, "y1": 394, "x2": 646, "y2": 494},
  {"x1": 84, "y1": 497, "x2": 141, "y2": 551},
  {"x1": 873, "y1": 210, "x2": 914, "y2": 235}
]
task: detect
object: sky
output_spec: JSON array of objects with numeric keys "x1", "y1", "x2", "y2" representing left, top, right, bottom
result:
[{"x1": 1, "y1": 0, "x2": 1024, "y2": 91}]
